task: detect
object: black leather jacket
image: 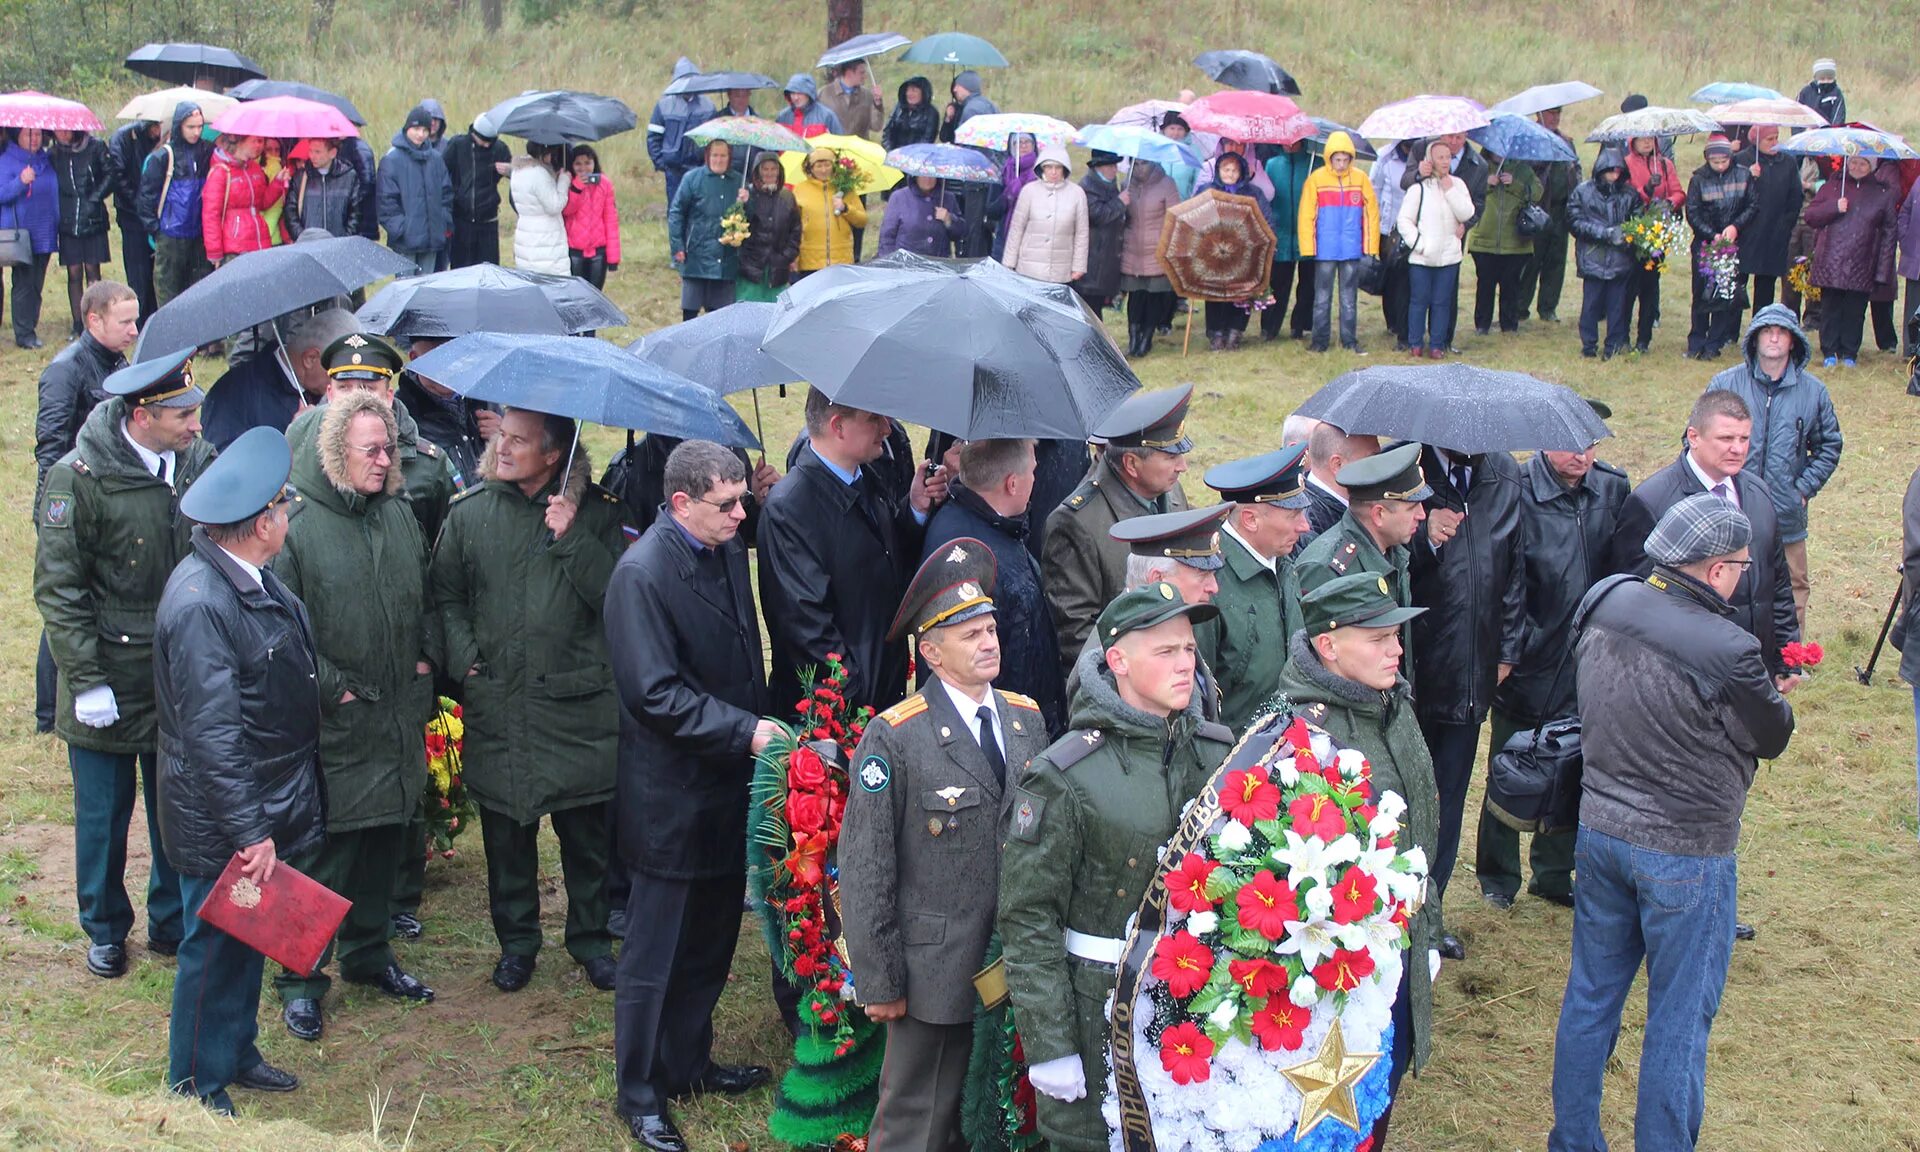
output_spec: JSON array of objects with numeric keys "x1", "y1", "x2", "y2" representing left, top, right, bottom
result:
[
  {"x1": 34, "y1": 332, "x2": 121, "y2": 506},
  {"x1": 1409, "y1": 448, "x2": 1525, "y2": 724},
  {"x1": 154, "y1": 531, "x2": 326, "y2": 878}
]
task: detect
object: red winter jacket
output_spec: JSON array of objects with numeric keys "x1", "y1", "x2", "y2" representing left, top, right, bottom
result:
[
  {"x1": 1624, "y1": 149, "x2": 1685, "y2": 211},
  {"x1": 563, "y1": 173, "x2": 622, "y2": 265},
  {"x1": 201, "y1": 148, "x2": 285, "y2": 263}
]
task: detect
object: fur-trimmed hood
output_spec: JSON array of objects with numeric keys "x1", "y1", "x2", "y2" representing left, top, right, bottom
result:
[
  {"x1": 477, "y1": 434, "x2": 591, "y2": 505},
  {"x1": 313, "y1": 391, "x2": 404, "y2": 504}
]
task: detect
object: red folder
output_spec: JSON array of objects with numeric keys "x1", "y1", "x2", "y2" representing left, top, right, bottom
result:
[{"x1": 194, "y1": 854, "x2": 351, "y2": 977}]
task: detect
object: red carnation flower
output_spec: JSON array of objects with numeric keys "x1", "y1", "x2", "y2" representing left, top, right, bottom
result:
[
  {"x1": 1249, "y1": 997, "x2": 1311, "y2": 1051},
  {"x1": 1219, "y1": 765, "x2": 1281, "y2": 824},
  {"x1": 1235, "y1": 870, "x2": 1299, "y2": 940},
  {"x1": 1228, "y1": 957, "x2": 1287, "y2": 998},
  {"x1": 425, "y1": 731, "x2": 447, "y2": 759},
  {"x1": 1329, "y1": 865, "x2": 1379, "y2": 924},
  {"x1": 1289, "y1": 794, "x2": 1348, "y2": 842},
  {"x1": 1168, "y1": 853, "x2": 1219, "y2": 914},
  {"x1": 1158, "y1": 1021, "x2": 1215, "y2": 1084},
  {"x1": 1150, "y1": 930, "x2": 1216, "y2": 998},
  {"x1": 1312, "y1": 947, "x2": 1376, "y2": 993}
]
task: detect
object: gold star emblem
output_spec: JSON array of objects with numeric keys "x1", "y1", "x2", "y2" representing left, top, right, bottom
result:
[{"x1": 1279, "y1": 1019, "x2": 1380, "y2": 1139}]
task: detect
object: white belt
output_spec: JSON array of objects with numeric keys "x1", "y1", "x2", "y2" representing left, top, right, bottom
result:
[{"x1": 1065, "y1": 928, "x2": 1125, "y2": 965}]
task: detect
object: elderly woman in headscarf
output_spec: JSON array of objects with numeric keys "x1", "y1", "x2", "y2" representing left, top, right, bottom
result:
[
  {"x1": 1000, "y1": 144, "x2": 1087, "y2": 285},
  {"x1": 1803, "y1": 151, "x2": 1899, "y2": 367},
  {"x1": 666, "y1": 139, "x2": 742, "y2": 318},
  {"x1": 1200, "y1": 150, "x2": 1271, "y2": 351},
  {"x1": 736, "y1": 153, "x2": 800, "y2": 303},
  {"x1": 793, "y1": 144, "x2": 867, "y2": 276},
  {"x1": 990, "y1": 133, "x2": 1039, "y2": 261}
]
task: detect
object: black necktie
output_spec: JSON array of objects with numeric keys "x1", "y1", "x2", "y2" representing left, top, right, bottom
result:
[
  {"x1": 1450, "y1": 461, "x2": 1470, "y2": 496},
  {"x1": 976, "y1": 705, "x2": 1007, "y2": 785},
  {"x1": 157, "y1": 456, "x2": 171, "y2": 487}
]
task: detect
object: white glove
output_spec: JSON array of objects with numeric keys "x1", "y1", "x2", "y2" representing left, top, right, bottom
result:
[
  {"x1": 1026, "y1": 1053, "x2": 1087, "y2": 1103},
  {"x1": 1429, "y1": 948, "x2": 1442, "y2": 982},
  {"x1": 74, "y1": 685, "x2": 119, "y2": 729}
]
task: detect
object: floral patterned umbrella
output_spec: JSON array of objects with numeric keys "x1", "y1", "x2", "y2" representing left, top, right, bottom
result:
[
  {"x1": 884, "y1": 143, "x2": 999, "y2": 182},
  {"x1": 954, "y1": 112, "x2": 1075, "y2": 150},
  {"x1": 1110, "y1": 98, "x2": 1188, "y2": 129},
  {"x1": 1356, "y1": 94, "x2": 1490, "y2": 140},
  {"x1": 1778, "y1": 126, "x2": 1919, "y2": 161},
  {"x1": 1584, "y1": 106, "x2": 1721, "y2": 142},
  {"x1": 1180, "y1": 91, "x2": 1314, "y2": 145},
  {"x1": 1157, "y1": 190, "x2": 1277, "y2": 304},
  {"x1": 688, "y1": 116, "x2": 810, "y2": 153},
  {"x1": 0, "y1": 91, "x2": 101, "y2": 132},
  {"x1": 1708, "y1": 98, "x2": 1828, "y2": 129}
]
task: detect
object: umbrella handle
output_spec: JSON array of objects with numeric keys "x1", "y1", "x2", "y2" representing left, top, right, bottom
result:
[{"x1": 751, "y1": 386, "x2": 767, "y2": 452}]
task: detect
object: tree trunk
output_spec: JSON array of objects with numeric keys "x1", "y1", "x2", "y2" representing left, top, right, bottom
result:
[
  {"x1": 482, "y1": 0, "x2": 503, "y2": 32},
  {"x1": 825, "y1": 0, "x2": 861, "y2": 48}
]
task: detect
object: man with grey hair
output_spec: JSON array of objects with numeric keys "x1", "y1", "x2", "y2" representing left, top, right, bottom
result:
[
  {"x1": 1303, "y1": 420, "x2": 1380, "y2": 537},
  {"x1": 606, "y1": 439, "x2": 777, "y2": 1152},
  {"x1": 199, "y1": 307, "x2": 362, "y2": 450},
  {"x1": 1550, "y1": 493, "x2": 1792, "y2": 1152}
]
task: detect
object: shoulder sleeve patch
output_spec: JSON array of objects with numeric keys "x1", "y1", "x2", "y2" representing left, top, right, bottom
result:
[
  {"x1": 1008, "y1": 787, "x2": 1046, "y2": 842},
  {"x1": 1050, "y1": 728, "x2": 1103, "y2": 769},
  {"x1": 877, "y1": 694, "x2": 928, "y2": 727},
  {"x1": 1001, "y1": 691, "x2": 1041, "y2": 712},
  {"x1": 857, "y1": 753, "x2": 891, "y2": 793},
  {"x1": 40, "y1": 492, "x2": 74, "y2": 529}
]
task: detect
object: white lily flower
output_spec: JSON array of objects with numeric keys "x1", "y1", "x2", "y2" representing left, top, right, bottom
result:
[
  {"x1": 1365, "y1": 916, "x2": 1404, "y2": 954},
  {"x1": 1276, "y1": 915, "x2": 1340, "y2": 970},
  {"x1": 1399, "y1": 846, "x2": 1429, "y2": 878},
  {"x1": 1309, "y1": 733, "x2": 1334, "y2": 763},
  {"x1": 1187, "y1": 909, "x2": 1219, "y2": 936},
  {"x1": 1289, "y1": 975, "x2": 1320, "y2": 1007},
  {"x1": 1333, "y1": 921, "x2": 1372, "y2": 951},
  {"x1": 1271, "y1": 830, "x2": 1361, "y2": 889},
  {"x1": 1334, "y1": 748, "x2": 1368, "y2": 781},
  {"x1": 1216, "y1": 821, "x2": 1253, "y2": 853},
  {"x1": 1207, "y1": 1000, "x2": 1238, "y2": 1030},
  {"x1": 1355, "y1": 844, "x2": 1399, "y2": 878},
  {"x1": 1377, "y1": 792, "x2": 1407, "y2": 821},
  {"x1": 1276, "y1": 758, "x2": 1301, "y2": 787},
  {"x1": 1303, "y1": 883, "x2": 1335, "y2": 922},
  {"x1": 1368, "y1": 810, "x2": 1402, "y2": 842}
]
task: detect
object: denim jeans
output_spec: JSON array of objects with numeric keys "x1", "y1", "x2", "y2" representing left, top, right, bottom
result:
[
  {"x1": 1579, "y1": 276, "x2": 1630, "y2": 354},
  {"x1": 396, "y1": 248, "x2": 440, "y2": 277},
  {"x1": 1312, "y1": 258, "x2": 1360, "y2": 348},
  {"x1": 1549, "y1": 825, "x2": 1737, "y2": 1152},
  {"x1": 1406, "y1": 262, "x2": 1460, "y2": 349},
  {"x1": 1912, "y1": 687, "x2": 1920, "y2": 840}
]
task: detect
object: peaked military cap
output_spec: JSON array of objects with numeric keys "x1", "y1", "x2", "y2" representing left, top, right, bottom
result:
[
  {"x1": 105, "y1": 346, "x2": 204, "y2": 409},
  {"x1": 1336, "y1": 441, "x2": 1432, "y2": 503},
  {"x1": 180, "y1": 426, "x2": 297, "y2": 526},
  {"x1": 1204, "y1": 443, "x2": 1311, "y2": 509},
  {"x1": 1110, "y1": 503, "x2": 1231, "y2": 571},
  {"x1": 886, "y1": 536, "x2": 999, "y2": 642},
  {"x1": 1096, "y1": 581, "x2": 1219, "y2": 647},
  {"x1": 323, "y1": 331, "x2": 406, "y2": 383},
  {"x1": 1094, "y1": 383, "x2": 1193, "y2": 453},
  {"x1": 1300, "y1": 572, "x2": 1426, "y2": 636}
]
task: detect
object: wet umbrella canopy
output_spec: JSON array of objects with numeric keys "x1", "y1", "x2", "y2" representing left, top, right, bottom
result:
[
  {"x1": 229, "y1": 79, "x2": 366, "y2": 126},
  {"x1": 481, "y1": 90, "x2": 637, "y2": 144},
  {"x1": 124, "y1": 42, "x2": 266, "y2": 88},
  {"x1": 1157, "y1": 190, "x2": 1279, "y2": 301},
  {"x1": 1585, "y1": 106, "x2": 1722, "y2": 142},
  {"x1": 1295, "y1": 364, "x2": 1610, "y2": 454},
  {"x1": 1470, "y1": 114, "x2": 1579, "y2": 162},
  {"x1": 354, "y1": 263, "x2": 629, "y2": 340},
  {"x1": 1489, "y1": 81, "x2": 1603, "y2": 118},
  {"x1": 1193, "y1": 50, "x2": 1301, "y2": 96},
  {"x1": 662, "y1": 71, "x2": 782, "y2": 97},
  {"x1": 628, "y1": 302, "x2": 793, "y2": 396},
  {"x1": 900, "y1": 33, "x2": 1009, "y2": 69},
  {"x1": 818, "y1": 33, "x2": 912, "y2": 69}
]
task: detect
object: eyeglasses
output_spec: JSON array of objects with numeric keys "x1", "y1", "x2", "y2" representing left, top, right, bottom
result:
[
  {"x1": 347, "y1": 442, "x2": 395, "y2": 462},
  {"x1": 694, "y1": 492, "x2": 754, "y2": 514},
  {"x1": 1719, "y1": 559, "x2": 1754, "y2": 570}
]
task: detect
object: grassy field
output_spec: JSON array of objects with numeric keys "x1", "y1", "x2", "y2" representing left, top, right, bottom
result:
[{"x1": 3, "y1": 1, "x2": 1920, "y2": 1149}]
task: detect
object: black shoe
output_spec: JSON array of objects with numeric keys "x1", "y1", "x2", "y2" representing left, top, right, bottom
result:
[
  {"x1": 197, "y1": 1089, "x2": 236, "y2": 1117},
  {"x1": 1734, "y1": 921, "x2": 1756, "y2": 942},
  {"x1": 147, "y1": 937, "x2": 179, "y2": 958},
  {"x1": 283, "y1": 998, "x2": 323, "y2": 1041},
  {"x1": 1474, "y1": 326, "x2": 1491, "y2": 336},
  {"x1": 233, "y1": 1062, "x2": 299, "y2": 1092},
  {"x1": 16, "y1": 334, "x2": 43, "y2": 350},
  {"x1": 1307, "y1": 342, "x2": 1329, "y2": 353},
  {"x1": 1633, "y1": 343, "x2": 1650, "y2": 355},
  {"x1": 1532, "y1": 888, "x2": 1576, "y2": 909},
  {"x1": 1438, "y1": 934, "x2": 1466, "y2": 961},
  {"x1": 1343, "y1": 343, "x2": 1368, "y2": 356},
  {"x1": 581, "y1": 955, "x2": 617, "y2": 991},
  {"x1": 1581, "y1": 345, "x2": 1598, "y2": 358},
  {"x1": 1540, "y1": 311, "x2": 1559, "y2": 322},
  {"x1": 348, "y1": 963, "x2": 435, "y2": 1002},
  {"x1": 87, "y1": 942, "x2": 127, "y2": 978},
  {"x1": 390, "y1": 911, "x2": 422, "y2": 940},
  {"x1": 676, "y1": 1063, "x2": 772, "y2": 1098},
  {"x1": 627, "y1": 1111, "x2": 687, "y2": 1152},
  {"x1": 1481, "y1": 891, "x2": 1514, "y2": 910},
  {"x1": 492, "y1": 953, "x2": 536, "y2": 992}
]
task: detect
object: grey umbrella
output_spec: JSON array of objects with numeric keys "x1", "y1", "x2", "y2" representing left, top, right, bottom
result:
[
  {"x1": 355, "y1": 263, "x2": 628, "y2": 339},
  {"x1": 628, "y1": 302, "x2": 796, "y2": 446},
  {"x1": 818, "y1": 33, "x2": 911, "y2": 69},
  {"x1": 1294, "y1": 364, "x2": 1610, "y2": 454},
  {"x1": 1489, "y1": 81, "x2": 1604, "y2": 118},
  {"x1": 124, "y1": 42, "x2": 266, "y2": 88},
  {"x1": 662, "y1": 71, "x2": 782, "y2": 97},
  {"x1": 1194, "y1": 50, "x2": 1302, "y2": 96},
  {"x1": 229, "y1": 79, "x2": 366, "y2": 125},
  {"x1": 482, "y1": 89, "x2": 637, "y2": 144},
  {"x1": 134, "y1": 235, "x2": 415, "y2": 362}
]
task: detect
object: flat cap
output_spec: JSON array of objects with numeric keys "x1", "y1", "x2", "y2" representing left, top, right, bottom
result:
[
  {"x1": 1094, "y1": 384, "x2": 1193, "y2": 453},
  {"x1": 1096, "y1": 581, "x2": 1219, "y2": 648},
  {"x1": 1645, "y1": 492, "x2": 1751, "y2": 566},
  {"x1": 1300, "y1": 572, "x2": 1426, "y2": 636},
  {"x1": 886, "y1": 537, "x2": 998, "y2": 642},
  {"x1": 1110, "y1": 504, "x2": 1231, "y2": 571},
  {"x1": 1204, "y1": 443, "x2": 1311, "y2": 509},
  {"x1": 180, "y1": 426, "x2": 297, "y2": 526},
  {"x1": 106, "y1": 347, "x2": 204, "y2": 409},
  {"x1": 1336, "y1": 441, "x2": 1432, "y2": 503}
]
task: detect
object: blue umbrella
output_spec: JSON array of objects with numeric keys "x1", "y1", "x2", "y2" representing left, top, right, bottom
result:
[
  {"x1": 410, "y1": 333, "x2": 760, "y2": 449},
  {"x1": 1470, "y1": 113, "x2": 1579, "y2": 162},
  {"x1": 884, "y1": 142, "x2": 1000, "y2": 182},
  {"x1": 628, "y1": 302, "x2": 793, "y2": 446},
  {"x1": 663, "y1": 71, "x2": 781, "y2": 97},
  {"x1": 1302, "y1": 116, "x2": 1377, "y2": 160},
  {"x1": 1778, "y1": 126, "x2": 1919, "y2": 161},
  {"x1": 1690, "y1": 81, "x2": 1784, "y2": 104},
  {"x1": 900, "y1": 33, "x2": 1009, "y2": 69},
  {"x1": 1072, "y1": 123, "x2": 1202, "y2": 167}
]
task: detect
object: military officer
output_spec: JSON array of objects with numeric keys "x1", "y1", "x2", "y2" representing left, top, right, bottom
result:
[
  {"x1": 1042, "y1": 385, "x2": 1194, "y2": 681},
  {"x1": 1195, "y1": 444, "x2": 1313, "y2": 732},
  {"x1": 840, "y1": 539, "x2": 1049, "y2": 1152},
  {"x1": 34, "y1": 347, "x2": 214, "y2": 979},
  {"x1": 999, "y1": 583, "x2": 1236, "y2": 1152},
  {"x1": 1296, "y1": 441, "x2": 1433, "y2": 664}
]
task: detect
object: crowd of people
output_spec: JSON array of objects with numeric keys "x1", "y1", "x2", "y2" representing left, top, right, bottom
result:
[{"x1": 13, "y1": 44, "x2": 1907, "y2": 1152}]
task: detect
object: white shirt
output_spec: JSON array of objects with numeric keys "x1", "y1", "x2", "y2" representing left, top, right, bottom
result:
[
  {"x1": 216, "y1": 545, "x2": 264, "y2": 591},
  {"x1": 1686, "y1": 453, "x2": 1741, "y2": 510},
  {"x1": 120, "y1": 420, "x2": 177, "y2": 485},
  {"x1": 1307, "y1": 472, "x2": 1348, "y2": 507},
  {"x1": 938, "y1": 676, "x2": 1005, "y2": 760},
  {"x1": 1222, "y1": 520, "x2": 1276, "y2": 573}
]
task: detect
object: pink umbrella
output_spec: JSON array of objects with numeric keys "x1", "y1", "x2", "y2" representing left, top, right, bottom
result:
[
  {"x1": 1356, "y1": 94, "x2": 1490, "y2": 140},
  {"x1": 0, "y1": 91, "x2": 102, "y2": 132},
  {"x1": 1181, "y1": 90, "x2": 1314, "y2": 145},
  {"x1": 209, "y1": 95, "x2": 359, "y2": 140},
  {"x1": 1110, "y1": 98, "x2": 1188, "y2": 128}
]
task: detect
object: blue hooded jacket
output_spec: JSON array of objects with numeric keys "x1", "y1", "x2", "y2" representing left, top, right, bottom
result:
[
  {"x1": 137, "y1": 102, "x2": 215, "y2": 239},
  {"x1": 1704, "y1": 303, "x2": 1843, "y2": 544},
  {"x1": 377, "y1": 114, "x2": 455, "y2": 253},
  {"x1": 774, "y1": 75, "x2": 844, "y2": 136},
  {"x1": 647, "y1": 58, "x2": 715, "y2": 173}
]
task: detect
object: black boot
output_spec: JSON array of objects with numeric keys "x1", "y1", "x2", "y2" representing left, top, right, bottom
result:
[
  {"x1": 1138, "y1": 325, "x2": 1153, "y2": 356},
  {"x1": 1126, "y1": 324, "x2": 1146, "y2": 358}
]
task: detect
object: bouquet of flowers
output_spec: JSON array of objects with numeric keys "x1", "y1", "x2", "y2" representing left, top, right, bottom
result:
[
  {"x1": 1701, "y1": 236, "x2": 1741, "y2": 301},
  {"x1": 422, "y1": 697, "x2": 475, "y2": 859},
  {"x1": 1787, "y1": 258, "x2": 1821, "y2": 302},
  {"x1": 1237, "y1": 293, "x2": 1277, "y2": 315},
  {"x1": 719, "y1": 202, "x2": 752, "y2": 247},
  {"x1": 1105, "y1": 714, "x2": 1427, "y2": 1152},
  {"x1": 1781, "y1": 640, "x2": 1824, "y2": 674},
  {"x1": 828, "y1": 152, "x2": 864, "y2": 198},
  {"x1": 1623, "y1": 207, "x2": 1690, "y2": 273}
]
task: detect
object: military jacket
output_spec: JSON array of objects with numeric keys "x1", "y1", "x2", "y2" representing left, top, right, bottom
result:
[
  {"x1": 1041, "y1": 457, "x2": 1189, "y2": 681},
  {"x1": 1297, "y1": 508, "x2": 1415, "y2": 664},
  {"x1": 1193, "y1": 529, "x2": 1306, "y2": 733}
]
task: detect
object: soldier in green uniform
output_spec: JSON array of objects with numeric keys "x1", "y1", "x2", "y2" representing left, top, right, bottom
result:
[
  {"x1": 1194, "y1": 443, "x2": 1313, "y2": 732},
  {"x1": 999, "y1": 583, "x2": 1236, "y2": 1151},
  {"x1": 1042, "y1": 385, "x2": 1194, "y2": 681},
  {"x1": 1296, "y1": 441, "x2": 1433, "y2": 664},
  {"x1": 1273, "y1": 573, "x2": 1441, "y2": 1143},
  {"x1": 430, "y1": 407, "x2": 633, "y2": 993},
  {"x1": 839, "y1": 539, "x2": 1049, "y2": 1152},
  {"x1": 34, "y1": 348, "x2": 214, "y2": 978}
]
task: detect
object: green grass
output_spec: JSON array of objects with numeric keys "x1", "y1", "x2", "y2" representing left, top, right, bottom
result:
[{"x1": 3, "y1": 1, "x2": 1920, "y2": 1149}]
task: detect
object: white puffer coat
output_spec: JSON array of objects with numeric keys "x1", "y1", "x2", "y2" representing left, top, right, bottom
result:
[{"x1": 510, "y1": 157, "x2": 571, "y2": 274}]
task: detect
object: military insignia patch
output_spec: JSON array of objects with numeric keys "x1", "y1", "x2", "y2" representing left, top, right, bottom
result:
[
  {"x1": 1010, "y1": 789, "x2": 1045, "y2": 842},
  {"x1": 946, "y1": 545, "x2": 969, "y2": 563},
  {"x1": 42, "y1": 496, "x2": 71, "y2": 528},
  {"x1": 1377, "y1": 577, "x2": 1390, "y2": 595},
  {"x1": 927, "y1": 818, "x2": 944, "y2": 837},
  {"x1": 858, "y1": 755, "x2": 891, "y2": 793}
]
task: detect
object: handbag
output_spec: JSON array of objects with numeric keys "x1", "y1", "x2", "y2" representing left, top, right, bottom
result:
[
  {"x1": 1517, "y1": 201, "x2": 1552, "y2": 238},
  {"x1": 0, "y1": 228, "x2": 29, "y2": 267},
  {"x1": 1360, "y1": 185, "x2": 1419, "y2": 297}
]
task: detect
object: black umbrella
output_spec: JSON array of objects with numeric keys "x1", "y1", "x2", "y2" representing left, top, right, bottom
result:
[
  {"x1": 229, "y1": 79, "x2": 366, "y2": 126},
  {"x1": 817, "y1": 33, "x2": 911, "y2": 69},
  {"x1": 761, "y1": 254, "x2": 1139, "y2": 440},
  {"x1": 481, "y1": 90, "x2": 637, "y2": 144},
  {"x1": 662, "y1": 71, "x2": 782, "y2": 97},
  {"x1": 1194, "y1": 50, "x2": 1301, "y2": 96},
  {"x1": 134, "y1": 235, "x2": 415, "y2": 362},
  {"x1": 1294, "y1": 364, "x2": 1610, "y2": 455},
  {"x1": 354, "y1": 263, "x2": 628, "y2": 339},
  {"x1": 1303, "y1": 116, "x2": 1377, "y2": 160},
  {"x1": 629, "y1": 302, "x2": 796, "y2": 446},
  {"x1": 124, "y1": 42, "x2": 266, "y2": 89}
]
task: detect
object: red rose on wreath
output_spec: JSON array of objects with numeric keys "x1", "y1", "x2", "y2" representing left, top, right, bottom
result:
[
  {"x1": 1236, "y1": 870, "x2": 1300, "y2": 940},
  {"x1": 1168, "y1": 853, "x2": 1219, "y2": 913},
  {"x1": 787, "y1": 789, "x2": 829, "y2": 835},
  {"x1": 1159, "y1": 1021, "x2": 1215, "y2": 1084},
  {"x1": 789, "y1": 743, "x2": 828, "y2": 789},
  {"x1": 1151, "y1": 930, "x2": 1216, "y2": 998}
]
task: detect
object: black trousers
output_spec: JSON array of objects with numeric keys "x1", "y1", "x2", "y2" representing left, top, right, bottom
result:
[
  {"x1": 1624, "y1": 263, "x2": 1661, "y2": 349},
  {"x1": 1417, "y1": 715, "x2": 1481, "y2": 920},
  {"x1": 1204, "y1": 300, "x2": 1249, "y2": 333},
  {"x1": 1819, "y1": 287, "x2": 1870, "y2": 360},
  {"x1": 1519, "y1": 223, "x2": 1569, "y2": 319},
  {"x1": 570, "y1": 249, "x2": 608, "y2": 290},
  {"x1": 1260, "y1": 258, "x2": 1315, "y2": 338},
  {"x1": 450, "y1": 218, "x2": 500, "y2": 269},
  {"x1": 1471, "y1": 252, "x2": 1529, "y2": 332},
  {"x1": 8, "y1": 251, "x2": 50, "y2": 343},
  {"x1": 1578, "y1": 276, "x2": 1630, "y2": 354},
  {"x1": 1749, "y1": 273, "x2": 1779, "y2": 313},
  {"x1": 119, "y1": 226, "x2": 157, "y2": 319},
  {"x1": 1870, "y1": 296, "x2": 1898, "y2": 351},
  {"x1": 614, "y1": 870, "x2": 746, "y2": 1117},
  {"x1": 1688, "y1": 273, "x2": 1743, "y2": 356},
  {"x1": 1381, "y1": 239, "x2": 1412, "y2": 341}
]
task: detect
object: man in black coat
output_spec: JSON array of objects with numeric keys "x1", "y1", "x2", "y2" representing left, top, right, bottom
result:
[
  {"x1": 400, "y1": 337, "x2": 494, "y2": 488},
  {"x1": 1477, "y1": 432, "x2": 1629, "y2": 908},
  {"x1": 605, "y1": 441, "x2": 775, "y2": 1152},
  {"x1": 106, "y1": 120, "x2": 161, "y2": 318},
  {"x1": 760, "y1": 389, "x2": 943, "y2": 714},
  {"x1": 922, "y1": 438, "x2": 1067, "y2": 737},
  {"x1": 442, "y1": 115, "x2": 511, "y2": 268},
  {"x1": 1303, "y1": 421, "x2": 1380, "y2": 538},
  {"x1": 1408, "y1": 443, "x2": 1524, "y2": 960}
]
